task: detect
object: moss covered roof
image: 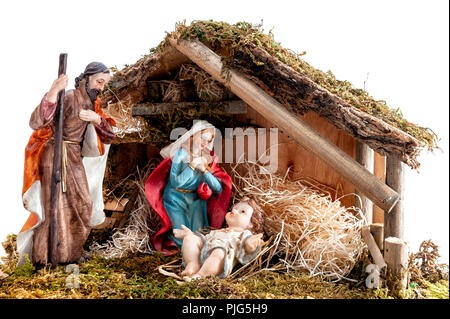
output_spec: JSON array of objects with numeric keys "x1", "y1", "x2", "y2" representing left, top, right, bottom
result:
[
  {"x1": 102, "y1": 20, "x2": 438, "y2": 168},
  {"x1": 166, "y1": 20, "x2": 437, "y2": 151}
]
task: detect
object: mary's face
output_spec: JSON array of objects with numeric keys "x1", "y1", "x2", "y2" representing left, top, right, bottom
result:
[{"x1": 193, "y1": 129, "x2": 215, "y2": 150}]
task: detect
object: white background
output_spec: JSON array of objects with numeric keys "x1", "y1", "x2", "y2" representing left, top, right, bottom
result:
[{"x1": 0, "y1": 0, "x2": 448, "y2": 263}]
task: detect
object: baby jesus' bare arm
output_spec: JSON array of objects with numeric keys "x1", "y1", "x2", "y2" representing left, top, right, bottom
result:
[{"x1": 244, "y1": 233, "x2": 264, "y2": 254}]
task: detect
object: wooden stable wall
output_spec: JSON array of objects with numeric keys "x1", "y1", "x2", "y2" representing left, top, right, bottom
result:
[
  {"x1": 373, "y1": 152, "x2": 386, "y2": 223},
  {"x1": 234, "y1": 105, "x2": 357, "y2": 208}
]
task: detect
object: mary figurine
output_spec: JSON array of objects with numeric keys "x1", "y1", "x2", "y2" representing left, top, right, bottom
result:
[{"x1": 145, "y1": 121, "x2": 232, "y2": 255}]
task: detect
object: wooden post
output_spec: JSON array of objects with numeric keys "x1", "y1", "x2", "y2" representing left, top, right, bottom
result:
[
  {"x1": 168, "y1": 37, "x2": 399, "y2": 212},
  {"x1": 384, "y1": 156, "x2": 405, "y2": 240},
  {"x1": 370, "y1": 223, "x2": 384, "y2": 251},
  {"x1": 355, "y1": 141, "x2": 373, "y2": 223},
  {"x1": 361, "y1": 226, "x2": 387, "y2": 271},
  {"x1": 384, "y1": 237, "x2": 409, "y2": 293},
  {"x1": 373, "y1": 153, "x2": 386, "y2": 223}
]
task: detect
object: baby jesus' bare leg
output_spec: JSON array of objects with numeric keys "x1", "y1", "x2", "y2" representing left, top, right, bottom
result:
[
  {"x1": 191, "y1": 248, "x2": 226, "y2": 279},
  {"x1": 173, "y1": 225, "x2": 203, "y2": 277}
]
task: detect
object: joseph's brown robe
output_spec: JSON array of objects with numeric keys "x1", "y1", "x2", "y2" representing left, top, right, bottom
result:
[{"x1": 28, "y1": 79, "x2": 114, "y2": 264}]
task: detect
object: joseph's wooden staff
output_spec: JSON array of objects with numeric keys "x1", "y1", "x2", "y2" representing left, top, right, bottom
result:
[{"x1": 48, "y1": 53, "x2": 67, "y2": 267}]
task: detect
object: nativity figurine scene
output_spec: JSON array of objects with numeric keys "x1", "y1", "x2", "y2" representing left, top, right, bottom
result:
[{"x1": 3, "y1": 21, "x2": 444, "y2": 296}]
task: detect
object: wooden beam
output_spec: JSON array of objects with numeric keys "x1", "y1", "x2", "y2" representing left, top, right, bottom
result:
[
  {"x1": 104, "y1": 198, "x2": 129, "y2": 212},
  {"x1": 168, "y1": 37, "x2": 399, "y2": 212},
  {"x1": 384, "y1": 157, "x2": 405, "y2": 240},
  {"x1": 117, "y1": 193, "x2": 137, "y2": 230},
  {"x1": 361, "y1": 226, "x2": 387, "y2": 271},
  {"x1": 384, "y1": 237, "x2": 409, "y2": 293},
  {"x1": 132, "y1": 100, "x2": 247, "y2": 116},
  {"x1": 370, "y1": 223, "x2": 384, "y2": 251},
  {"x1": 355, "y1": 141, "x2": 373, "y2": 222}
]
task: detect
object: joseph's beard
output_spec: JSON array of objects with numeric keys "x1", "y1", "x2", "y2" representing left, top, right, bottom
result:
[
  {"x1": 87, "y1": 87, "x2": 100, "y2": 102},
  {"x1": 85, "y1": 80, "x2": 100, "y2": 102}
]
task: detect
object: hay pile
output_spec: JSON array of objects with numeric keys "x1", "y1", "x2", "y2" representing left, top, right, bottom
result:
[
  {"x1": 104, "y1": 87, "x2": 151, "y2": 142},
  {"x1": 89, "y1": 165, "x2": 160, "y2": 259},
  {"x1": 231, "y1": 162, "x2": 366, "y2": 282}
]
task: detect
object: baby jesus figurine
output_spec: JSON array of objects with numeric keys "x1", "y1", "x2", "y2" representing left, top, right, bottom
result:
[{"x1": 173, "y1": 197, "x2": 264, "y2": 281}]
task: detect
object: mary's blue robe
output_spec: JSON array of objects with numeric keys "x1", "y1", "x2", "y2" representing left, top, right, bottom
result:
[{"x1": 163, "y1": 148, "x2": 223, "y2": 247}]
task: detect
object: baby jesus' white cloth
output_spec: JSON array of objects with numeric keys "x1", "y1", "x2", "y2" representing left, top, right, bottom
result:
[{"x1": 197, "y1": 229, "x2": 261, "y2": 278}]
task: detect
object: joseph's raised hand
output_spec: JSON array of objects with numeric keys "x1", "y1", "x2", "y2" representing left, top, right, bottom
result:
[{"x1": 47, "y1": 74, "x2": 68, "y2": 103}]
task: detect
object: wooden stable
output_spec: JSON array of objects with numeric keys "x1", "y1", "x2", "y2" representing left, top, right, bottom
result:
[
  {"x1": 99, "y1": 35, "x2": 417, "y2": 290},
  {"x1": 92, "y1": 198, "x2": 129, "y2": 230}
]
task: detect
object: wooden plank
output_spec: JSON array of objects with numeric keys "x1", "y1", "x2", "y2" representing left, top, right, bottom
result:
[
  {"x1": 168, "y1": 37, "x2": 399, "y2": 212},
  {"x1": 104, "y1": 198, "x2": 129, "y2": 212},
  {"x1": 384, "y1": 157, "x2": 405, "y2": 240},
  {"x1": 355, "y1": 141, "x2": 373, "y2": 222},
  {"x1": 370, "y1": 223, "x2": 384, "y2": 251},
  {"x1": 116, "y1": 193, "x2": 138, "y2": 230},
  {"x1": 361, "y1": 226, "x2": 387, "y2": 271},
  {"x1": 91, "y1": 217, "x2": 116, "y2": 229},
  {"x1": 373, "y1": 152, "x2": 386, "y2": 223},
  {"x1": 132, "y1": 100, "x2": 247, "y2": 116},
  {"x1": 111, "y1": 212, "x2": 125, "y2": 227}
]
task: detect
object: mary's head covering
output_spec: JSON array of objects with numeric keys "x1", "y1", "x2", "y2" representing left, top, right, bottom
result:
[{"x1": 160, "y1": 120, "x2": 216, "y2": 159}]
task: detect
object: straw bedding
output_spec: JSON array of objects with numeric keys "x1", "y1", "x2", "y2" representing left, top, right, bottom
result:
[
  {"x1": 89, "y1": 165, "x2": 160, "y2": 259},
  {"x1": 230, "y1": 161, "x2": 366, "y2": 282}
]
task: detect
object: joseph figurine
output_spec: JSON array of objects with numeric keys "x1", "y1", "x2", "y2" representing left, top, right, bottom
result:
[{"x1": 18, "y1": 62, "x2": 116, "y2": 265}]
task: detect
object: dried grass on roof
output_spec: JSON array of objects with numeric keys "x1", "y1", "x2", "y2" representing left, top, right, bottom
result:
[
  {"x1": 178, "y1": 64, "x2": 228, "y2": 102},
  {"x1": 162, "y1": 20, "x2": 438, "y2": 150},
  {"x1": 104, "y1": 65, "x2": 237, "y2": 146}
]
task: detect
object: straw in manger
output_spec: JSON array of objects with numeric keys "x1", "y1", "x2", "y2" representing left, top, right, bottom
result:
[{"x1": 230, "y1": 161, "x2": 367, "y2": 282}]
